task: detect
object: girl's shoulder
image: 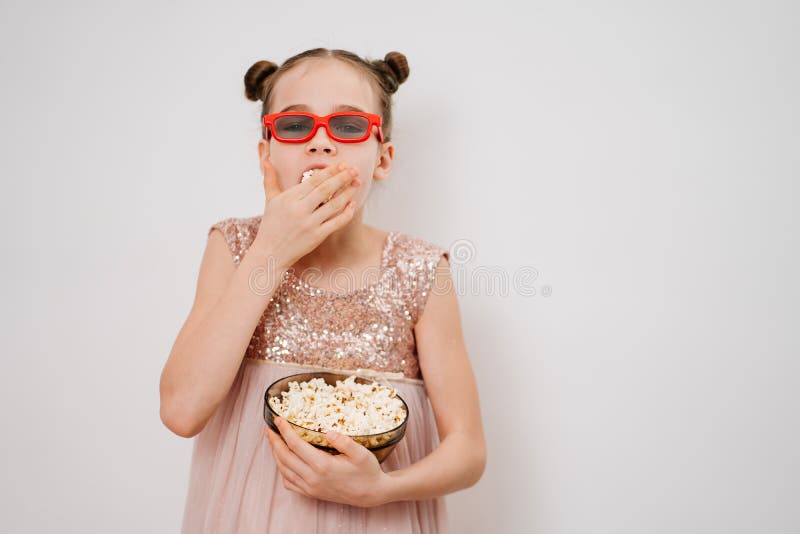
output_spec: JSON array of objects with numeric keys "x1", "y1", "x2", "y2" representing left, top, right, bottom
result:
[
  {"x1": 207, "y1": 214, "x2": 261, "y2": 265},
  {"x1": 383, "y1": 230, "x2": 450, "y2": 327},
  {"x1": 385, "y1": 229, "x2": 450, "y2": 269}
]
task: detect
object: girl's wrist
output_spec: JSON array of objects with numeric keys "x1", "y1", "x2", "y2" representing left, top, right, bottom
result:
[
  {"x1": 249, "y1": 237, "x2": 291, "y2": 273},
  {"x1": 373, "y1": 469, "x2": 405, "y2": 506},
  {"x1": 235, "y1": 241, "x2": 291, "y2": 302}
]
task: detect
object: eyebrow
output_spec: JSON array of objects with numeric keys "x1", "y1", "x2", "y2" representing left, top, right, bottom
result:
[{"x1": 279, "y1": 104, "x2": 367, "y2": 113}]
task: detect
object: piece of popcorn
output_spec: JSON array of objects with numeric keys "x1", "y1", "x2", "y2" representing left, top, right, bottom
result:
[{"x1": 301, "y1": 169, "x2": 315, "y2": 183}]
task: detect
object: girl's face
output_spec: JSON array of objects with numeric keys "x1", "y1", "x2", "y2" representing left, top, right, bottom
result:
[{"x1": 258, "y1": 58, "x2": 394, "y2": 208}]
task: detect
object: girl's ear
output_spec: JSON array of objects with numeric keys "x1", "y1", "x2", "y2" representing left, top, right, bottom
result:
[
  {"x1": 373, "y1": 142, "x2": 395, "y2": 182},
  {"x1": 258, "y1": 138, "x2": 271, "y2": 171}
]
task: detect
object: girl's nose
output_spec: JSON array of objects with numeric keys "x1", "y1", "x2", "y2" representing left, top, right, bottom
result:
[{"x1": 306, "y1": 125, "x2": 336, "y2": 155}]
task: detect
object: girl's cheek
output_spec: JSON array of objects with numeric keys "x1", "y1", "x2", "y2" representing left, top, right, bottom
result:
[{"x1": 353, "y1": 182, "x2": 369, "y2": 203}]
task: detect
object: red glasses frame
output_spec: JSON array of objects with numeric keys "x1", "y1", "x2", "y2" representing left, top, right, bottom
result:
[{"x1": 262, "y1": 111, "x2": 384, "y2": 143}]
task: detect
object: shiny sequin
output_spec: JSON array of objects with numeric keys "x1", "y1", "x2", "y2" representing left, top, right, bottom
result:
[{"x1": 208, "y1": 216, "x2": 449, "y2": 379}]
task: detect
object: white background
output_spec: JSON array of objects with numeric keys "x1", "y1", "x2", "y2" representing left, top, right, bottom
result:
[{"x1": 1, "y1": 1, "x2": 798, "y2": 532}]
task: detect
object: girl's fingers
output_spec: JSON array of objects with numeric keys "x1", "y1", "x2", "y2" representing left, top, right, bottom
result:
[
  {"x1": 318, "y1": 199, "x2": 356, "y2": 234},
  {"x1": 273, "y1": 450, "x2": 312, "y2": 495},
  {"x1": 302, "y1": 167, "x2": 360, "y2": 210},
  {"x1": 274, "y1": 417, "x2": 329, "y2": 473},
  {"x1": 272, "y1": 437, "x2": 318, "y2": 483},
  {"x1": 268, "y1": 423, "x2": 318, "y2": 481},
  {"x1": 294, "y1": 163, "x2": 344, "y2": 199},
  {"x1": 312, "y1": 183, "x2": 360, "y2": 225},
  {"x1": 282, "y1": 477, "x2": 309, "y2": 496},
  {"x1": 262, "y1": 159, "x2": 283, "y2": 201}
]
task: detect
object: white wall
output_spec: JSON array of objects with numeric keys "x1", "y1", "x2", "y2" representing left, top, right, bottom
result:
[{"x1": 1, "y1": 1, "x2": 798, "y2": 532}]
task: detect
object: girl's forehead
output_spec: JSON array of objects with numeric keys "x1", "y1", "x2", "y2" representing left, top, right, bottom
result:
[{"x1": 270, "y1": 59, "x2": 379, "y2": 114}]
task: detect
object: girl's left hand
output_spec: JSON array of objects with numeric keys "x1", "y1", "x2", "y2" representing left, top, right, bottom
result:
[{"x1": 264, "y1": 416, "x2": 391, "y2": 508}]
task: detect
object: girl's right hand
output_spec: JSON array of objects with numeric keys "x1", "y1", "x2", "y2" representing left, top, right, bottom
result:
[{"x1": 251, "y1": 160, "x2": 361, "y2": 270}]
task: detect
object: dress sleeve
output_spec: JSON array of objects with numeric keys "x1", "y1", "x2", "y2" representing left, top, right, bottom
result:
[
  {"x1": 409, "y1": 242, "x2": 450, "y2": 327},
  {"x1": 208, "y1": 217, "x2": 258, "y2": 266}
]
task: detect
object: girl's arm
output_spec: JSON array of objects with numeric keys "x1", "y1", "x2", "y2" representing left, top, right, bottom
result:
[
  {"x1": 161, "y1": 162, "x2": 361, "y2": 438},
  {"x1": 159, "y1": 232, "x2": 287, "y2": 438},
  {"x1": 380, "y1": 255, "x2": 487, "y2": 502}
]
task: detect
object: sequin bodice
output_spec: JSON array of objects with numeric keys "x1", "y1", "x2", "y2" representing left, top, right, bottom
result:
[{"x1": 208, "y1": 216, "x2": 449, "y2": 379}]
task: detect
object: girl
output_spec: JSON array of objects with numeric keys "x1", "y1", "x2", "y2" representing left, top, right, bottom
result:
[{"x1": 159, "y1": 48, "x2": 486, "y2": 533}]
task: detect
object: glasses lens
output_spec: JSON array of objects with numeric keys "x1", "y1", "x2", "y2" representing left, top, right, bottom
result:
[
  {"x1": 273, "y1": 115, "x2": 315, "y2": 139},
  {"x1": 329, "y1": 114, "x2": 370, "y2": 139}
]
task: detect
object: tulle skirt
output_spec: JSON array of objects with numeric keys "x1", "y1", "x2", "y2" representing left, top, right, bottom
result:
[{"x1": 180, "y1": 358, "x2": 448, "y2": 534}]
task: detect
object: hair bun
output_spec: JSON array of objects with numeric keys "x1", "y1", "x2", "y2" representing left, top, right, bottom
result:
[
  {"x1": 244, "y1": 60, "x2": 279, "y2": 102},
  {"x1": 378, "y1": 51, "x2": 410, "y2": 94}
]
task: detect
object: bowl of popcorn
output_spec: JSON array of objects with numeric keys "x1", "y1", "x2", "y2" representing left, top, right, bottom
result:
[{"x1": 264, "y1": 372, "x2": 409, "y2": 463}]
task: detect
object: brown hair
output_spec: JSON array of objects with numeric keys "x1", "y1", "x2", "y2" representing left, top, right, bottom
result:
[{"x1": 243, "y1": 48, "x2": 410, "y2": 142}]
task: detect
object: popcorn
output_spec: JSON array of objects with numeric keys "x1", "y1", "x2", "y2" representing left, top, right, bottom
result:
[
  {"x1": 301, "y1": 169, "x2": 315, "y2": 183},
  {"x1": 268, "y1": 375, "x2": 406, "y2": 435}
]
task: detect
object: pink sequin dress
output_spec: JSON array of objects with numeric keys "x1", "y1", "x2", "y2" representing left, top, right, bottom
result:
[{"x1": 180, "y1": 215, "x2": 450, "y2": 534}]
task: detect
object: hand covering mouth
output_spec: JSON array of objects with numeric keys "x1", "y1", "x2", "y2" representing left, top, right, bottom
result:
[{"x1": 300, "y1": 169, "x2": 335, "y2": 208}]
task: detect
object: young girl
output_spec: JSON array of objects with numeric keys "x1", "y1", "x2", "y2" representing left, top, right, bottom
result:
[{"x1": 159, "y1": 48, "x2": 486, "y2": 533}]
